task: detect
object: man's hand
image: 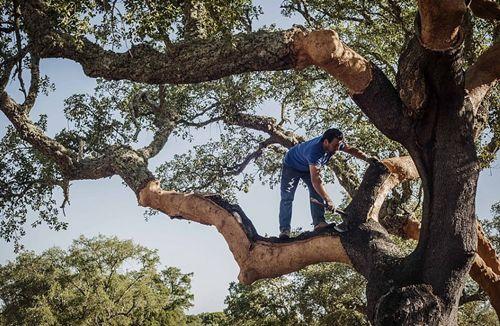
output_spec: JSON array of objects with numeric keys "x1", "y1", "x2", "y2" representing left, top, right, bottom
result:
[
  {"x1": 325, "y1": 198, "x2": 336, "y2": 212},
  {"x1": 366, "y1": 156, "x2": 381, "y2": 165}
]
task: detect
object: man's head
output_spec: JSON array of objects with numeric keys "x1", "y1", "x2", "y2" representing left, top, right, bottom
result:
[{"x1": 321, "y1": 128, "x2": 344, "y2": 153}]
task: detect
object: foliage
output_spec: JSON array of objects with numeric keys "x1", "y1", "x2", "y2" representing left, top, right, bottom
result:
[
  {"x1": 224, "y1": 263, "x2": 368, "y2": 326},
  {"x1": 0, "y1": 235, "x2": 194, "y2": 325},
  {"x1": 187, "y1": 311, "x2": 228, "y2": 325},
  {"x1": 35, "y1": 0, "x2": 260, "y2": 47},
  {"x1": 0, "y1": 116, "x2": 66, "y2": 250},
  {"x1": 458, "y1": 301, "x2": 499, "y2": 326}
]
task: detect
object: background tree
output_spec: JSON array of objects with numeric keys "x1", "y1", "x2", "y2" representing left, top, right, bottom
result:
[
  {"x1": 0, "y1": 235, "x2": 194, "y2": 325},
  {"x1": 0, "y1": 0, "x2": 499, "y2": 324}
]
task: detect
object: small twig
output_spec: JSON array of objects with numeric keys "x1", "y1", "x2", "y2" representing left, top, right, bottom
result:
[
  {"x1": 12, "y1": 0, "x2": 27, "y2": 98},
  {"x1": 59, "y1": 179, "x2": 71, "y2": 216},
  {"x1": 225, "y1": 137, "x2": 277, "y2": 176}
]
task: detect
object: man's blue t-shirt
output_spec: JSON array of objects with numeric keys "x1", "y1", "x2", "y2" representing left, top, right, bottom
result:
[{"x1": 284, "y1": 136, "x2": 345, "y2": 172}]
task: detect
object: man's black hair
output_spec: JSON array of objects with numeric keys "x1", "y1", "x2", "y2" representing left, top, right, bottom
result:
[{"x1": 321, "y1": 128, "x2": 343, "y2": 142}]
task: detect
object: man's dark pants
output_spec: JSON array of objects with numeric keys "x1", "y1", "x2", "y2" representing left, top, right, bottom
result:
[{"x1": 278, "y1": 164, "x2": 326, "y2": 232}]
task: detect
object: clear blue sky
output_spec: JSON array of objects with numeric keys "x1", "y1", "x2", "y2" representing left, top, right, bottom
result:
[{"x1": 1, "y1": 1, "x2": 499, "y2": 314}]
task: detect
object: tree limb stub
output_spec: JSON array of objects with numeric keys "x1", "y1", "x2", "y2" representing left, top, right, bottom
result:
[
  {"x1": 417, "y1": 0, "x2": 468, "y2": 51},
  {"x1": 137, "y1": 181, "x2": 351, "y2": 285}
]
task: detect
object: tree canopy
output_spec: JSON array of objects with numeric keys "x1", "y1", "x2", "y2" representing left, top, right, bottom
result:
[
  {"x1": 1, "y1": 0, "x2": 499, "y2": 324},
  {"x1": 0, "y1": 235, "x2": 194, "y2": 325}
]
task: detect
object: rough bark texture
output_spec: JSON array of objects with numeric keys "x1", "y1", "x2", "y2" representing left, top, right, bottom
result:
[
  {"x1": 374, "y1": 159, "x2": 500, "y2": 316},
  {"x1": 399, "y1": 220, "x2": 500, "y2": 318},
  {"x1": 392, "y1": 21, "x2": 479, "y2": 323},
  {"x1": 20, "y1": 0, "x2": 301, "y2": 84}
]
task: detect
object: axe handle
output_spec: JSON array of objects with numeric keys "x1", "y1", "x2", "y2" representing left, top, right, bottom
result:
[{"x1": 310, "y1": 197, "x2": 347, "y2": 216}]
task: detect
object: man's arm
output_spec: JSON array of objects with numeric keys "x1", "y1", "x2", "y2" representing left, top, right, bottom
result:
[
  {"x1": 309, "y1": 165, "x2": 335, "y2": 209},
  {"x1": 341, "y1": 144, "x2": 374, "y2": 162}
]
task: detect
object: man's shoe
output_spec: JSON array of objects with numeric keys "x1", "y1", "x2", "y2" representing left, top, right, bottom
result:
[
  {"x1": 279, "y1": 230, "x2": 290, "y2": 239},
  {"x1": 334, "y1": 222, "x2": 349, "y2": 233},
  {"x1": 314, "y1": 221, "x2": 329, "y2": 231}
]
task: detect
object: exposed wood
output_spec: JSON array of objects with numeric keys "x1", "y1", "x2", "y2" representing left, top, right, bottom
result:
[
  {"x1": 417, "y1": 0, "x2": 467, "y2": 50},
  {"x1": 469, "y1": 255, "x2": 500, "y2": 317},
  {"x1": 291, "y1": 30, "x2": 408, "y2": 146},
  {"x1": 292, "y1": 29, "x2": 372, "y2": 94},
  {"x1": 465, "y1": 42, "x2": 500, "y2": 113},
  {"x1": 367, "y1": 157, "x2": 419, "y2": 221},
  {"x1": 137, "y1": 181, "x2": 351, "y2": 285},
  {"x1": 477, "y1": 222, "x2": 500, "y2": 275}
]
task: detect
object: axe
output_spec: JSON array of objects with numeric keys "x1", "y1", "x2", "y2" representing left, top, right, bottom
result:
[{"x1": 310, "y1": 197, "x2": 347, "y2": 217}]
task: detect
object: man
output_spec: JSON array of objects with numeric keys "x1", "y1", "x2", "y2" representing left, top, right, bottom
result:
[{"x1": 278, "y1": 128, "x2": 375, "y2": 239}]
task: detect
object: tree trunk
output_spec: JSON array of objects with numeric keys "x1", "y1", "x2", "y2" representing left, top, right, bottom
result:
[{"x1": 367, "y1": 32, "x2": 479, "y2": 324}]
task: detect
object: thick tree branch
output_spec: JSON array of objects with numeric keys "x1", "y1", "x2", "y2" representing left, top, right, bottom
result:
[
  {"x1": 365, "y1": 157, "x2": 419, "y2": 222},
  {"x1": 136, "y1": 157, "x2": 418, "y2": 290},
  {"x1": 21, "y1": 0, "x2": 408, "y2": 147},
  {"x1": 21, "y1": 54, "x2": 40, "y2": 113},
  {"x1": 465, "y1": 42, "x2": 500, "y2": 113},
  {"x1": 292, "y1": 30, "x2": 410, "y2": 143},
  {"x1": 470, "y1": 0, "x2": 500, "y2": 20},
  {"x1": 293, "y1": 29, "x2": 372, "y2": 94},
  {"x1": 0, "y1": 92, "x2": 157, "y2": 189},
  {"x1": 477, "y1": 222, "x2": 500, "y2": 275},
  {"x1": 1, "y1": 92, "x2": 76, "y2": 173},
  {"x1": 469, "y1": 255, "x2": 500, "y2": 316},
  {"x1": 21, "y1": 0, "x2": 300, "y2": 84},
  {"x1": 138, "y1": 182, "x2": 351, "y2": 284}
]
